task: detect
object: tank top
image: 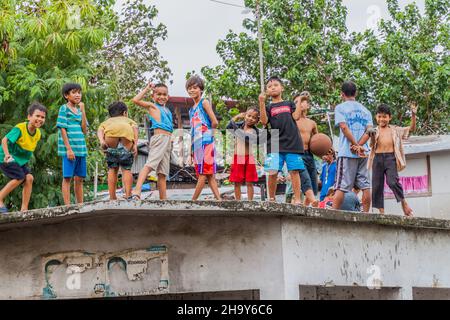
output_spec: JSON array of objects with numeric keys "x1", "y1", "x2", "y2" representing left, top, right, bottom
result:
[{"x1": 149, "y1": 104, "x2": 173, "y2": 133}]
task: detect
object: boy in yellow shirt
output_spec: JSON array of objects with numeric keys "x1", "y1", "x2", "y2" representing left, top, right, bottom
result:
[
  {"x1": 0, "y1": 103, "x2": 47, "y2": 213},
  {"x1": 98, "y1": 101, "x2": 138, "y2": 200}
]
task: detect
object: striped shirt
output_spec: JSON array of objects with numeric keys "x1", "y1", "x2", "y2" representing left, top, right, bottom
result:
[{"x1": 56, "y1": 104, "x2": 87, "y2": 157}]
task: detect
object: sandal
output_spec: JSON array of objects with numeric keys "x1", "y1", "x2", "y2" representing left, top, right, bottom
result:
[
  {"x1": 0, "y1": 206, "x2": 8, "y2": 214},
  {"x1": 128, "y1": 194, "x2": 141, "y2": 201}
]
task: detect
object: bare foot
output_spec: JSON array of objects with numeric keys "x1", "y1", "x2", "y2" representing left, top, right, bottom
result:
[
  {"x1": 402, "y1": 202, "x2": 414, "y2": 217},
  {"x1": 311, "y1": 200, "x2": 319, "y2": 208}
]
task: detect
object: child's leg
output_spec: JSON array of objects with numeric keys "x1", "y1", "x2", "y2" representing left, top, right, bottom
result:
[
  {"x1": 401, "y1": 200, "x2": 413, "y2": 216},
  {"x1": 246, "y1": 183, "x2": 254, "y2": 201},
  {"x1": 332, "y1": 190, "x2": 345, "y2": 210},
  {"x1": 107, "y1": 168, "x2": 119, "y2": 200},
  {"x1": 157, "y1": 173, "x2": 167, "y2": 200},
  {"x1": 121, "y1": 169, "x2": 133, "y2": 199},
  {"x1": 371, "y1": 154, "x2": 385, "y2": 212},
  {"x1": 361, "y1": 189, "x2": 371, "y2": 213},
  {"x1": 133, "y1": 165, "x2": 153, "y2": 197},
  {"x1": 21, "y1": 174, "x2": 34, "y2": 211},
  {"x1": 384, "y1": 154, "x2": 412, "y2": 216},
  {"x1": 192, "y1": 175, "x2": 207, "y2": 201},
  {"x1": 207, "y1": 175, "x2": 221, "y2": 200},
  {"x1": 73, "y1": 156, "x2": 86, "y2": 204},
  {"x1": 234, "y1": 183, "x2": 242, "y2": 200},
  {"x1": 289, "y1": 171, "x2": 302, "y2": 205},
  {"x1": 267, "y1": 173, "x2": 278, "y2": 201},
  {"x1": 0, "y1": 179, "x2": 24, "y2": 207},
  {"x1": 74, "y1": 176, "x2": 84, "y2": 204},
  {"x1": 62, "y1": 178, "x2": 72, "y2": 205}
]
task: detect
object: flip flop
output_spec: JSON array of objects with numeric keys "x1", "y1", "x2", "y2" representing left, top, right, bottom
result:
[
  {"x1": 128, "y1": 194, "x2": 141, "y2": 201},
  {"x1": 0, "y1": 206, "x2": 8, "y2": 214}
]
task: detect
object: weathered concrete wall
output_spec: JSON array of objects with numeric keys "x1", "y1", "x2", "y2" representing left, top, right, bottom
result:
[
  {"x1": 0, "y1": 201, "x2": 449, "y2": 300},
  {"x1": 384, "y1": 151, "x2": 450, "y2": 219}
]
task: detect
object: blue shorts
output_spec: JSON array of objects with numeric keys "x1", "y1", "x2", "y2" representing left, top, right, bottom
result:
[
  {"x1": 62, "y1": 156, "x2": 87, "y2": 178},
  {"x1": 264, "y1": 153, "x2": 305, "y2": 173}
]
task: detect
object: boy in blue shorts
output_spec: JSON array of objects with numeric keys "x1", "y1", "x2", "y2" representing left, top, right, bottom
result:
[
  {"x1": 259, "y1": 76, "x2": 304, "y2": 204},
  {"x1": 57, "y1": 83, "x2": 88, "y2": 205},
  {"x1": 0, "y1": 103, "x2": 47, "y2": 213}
]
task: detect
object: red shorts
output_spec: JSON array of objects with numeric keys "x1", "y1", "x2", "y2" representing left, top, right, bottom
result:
[
  {"x1": 194, "y1": 143, "x2": 216, "y2": 176},
  {"x1": 229, "y1": 154, "x2": 258, "y2": 183}
]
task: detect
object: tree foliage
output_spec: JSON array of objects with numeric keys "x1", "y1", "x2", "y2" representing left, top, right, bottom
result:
[
  {"x1": 0, "y1": 0, "x2": 170, "y2": 210},
  {"x1": 203, "y1": 0, "x2": 449, "y2": 134}
]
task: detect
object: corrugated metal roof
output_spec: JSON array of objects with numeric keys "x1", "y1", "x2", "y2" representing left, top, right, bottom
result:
[{"x1": 404, "y1": 135, "x2": 450, "y2": 155}]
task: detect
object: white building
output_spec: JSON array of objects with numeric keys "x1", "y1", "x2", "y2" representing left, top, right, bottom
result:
[{"x1": 383, "y1": 135, "x2": 450, "y2": 219}]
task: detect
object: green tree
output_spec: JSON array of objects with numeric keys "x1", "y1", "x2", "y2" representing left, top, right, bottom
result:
[
  {"x1": 0, "y1": 0, "x2": 170, "y2": 210},
  {"x1": 362, "y1": 0, "x2": 449, "y2": 134},
  {"x1": 203, "y1": 0, "x2": 449, "y2": 134},
  {"x1": 93, "y1": 0, "x2": 172, "y2": 121}
]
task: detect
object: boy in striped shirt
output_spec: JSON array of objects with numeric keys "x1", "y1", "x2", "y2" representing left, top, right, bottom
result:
[{"x1": 57, "y1": 83, "x2": 88, "y2": 205}]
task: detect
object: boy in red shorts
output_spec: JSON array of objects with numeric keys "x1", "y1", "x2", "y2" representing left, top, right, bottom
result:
[
  {"x1": 226, "y1": 108, "x2": 260, "y2": 201},
  {"x1": 186, "y1": 76, "x2": 221, "y2": 201}
]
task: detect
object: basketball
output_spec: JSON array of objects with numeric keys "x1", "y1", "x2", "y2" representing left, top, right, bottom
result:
[{"x1": 309, "y1": 133, "x2": 333, "y2": 157}]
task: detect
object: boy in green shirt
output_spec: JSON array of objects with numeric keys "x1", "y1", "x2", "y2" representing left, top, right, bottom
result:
[{"x1": 0, "y1": 103, "x2": 47, "y2": 213}]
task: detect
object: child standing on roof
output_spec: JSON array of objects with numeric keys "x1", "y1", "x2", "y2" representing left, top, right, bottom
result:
[
  {"x1": 226, "y1": 108, "x2": 260, "y2": 201},
  {"x1": 357, "y1": 103, "x2": 417, "y2": 216},
  {"x1": 0, "y1": 103, "x2": 47, "y2": 213},
  {"x1": 57, "y1": 83, "x2": 88, "y2": 205},
  {"x1": 98, "y1": 101, "x2": 138, "y2": 200},
  {"x1": 186, "y1": 75, "x2": 221, "y2": 201},
  {"x1": 131, "y1": 82, "x2": 174, "y2": 200}
]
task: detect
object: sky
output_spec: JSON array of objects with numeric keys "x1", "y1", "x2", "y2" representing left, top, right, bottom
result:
[{"x1": 114, "y1": 0, "x2": 425, "y2": 96}]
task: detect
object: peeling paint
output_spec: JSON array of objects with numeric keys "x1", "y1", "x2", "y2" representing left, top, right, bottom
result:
[{"x1": 41, "y1": 246, "x2": 169, "y2": 299}]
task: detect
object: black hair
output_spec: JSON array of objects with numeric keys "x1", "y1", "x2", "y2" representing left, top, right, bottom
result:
[
  {"x1": 293, "y1": 91, "x2": 311, "y2": 101},
  {"x1": 266, "y1": 76, "x2": 283, "y2": 86},
  {"x1": 341, "y1": 81, "x2": 357, "y2": 97},
  {"x1": 246, "y1": 107, "x2": 260, "y2": 115},
  {"x1": 27, "y1": 102, "x2": 47, "y2": 116},
  {"x1": 62, "y1": 83, "x2": 82, "y2": 101},
  {"x1": 185, "y1": 76, "x2": 205, "y2": 91},
  {"x1": 108, "y1": 101, "x2": 128, "y2": 117},
  {"x1": 154, "y1": 83, "x2": 168, "y2": 90},
  {"x1": 376, "y1": 103, "x2": 392, "y2": 116}
]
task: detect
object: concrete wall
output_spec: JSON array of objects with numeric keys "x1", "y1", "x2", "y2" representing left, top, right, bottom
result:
[
  {"x1": 384, "y1": 151, "x2": 450, "y2": 219},
  {"x1": 0, "y1": 200, "x2": 449, "y2": 300}
]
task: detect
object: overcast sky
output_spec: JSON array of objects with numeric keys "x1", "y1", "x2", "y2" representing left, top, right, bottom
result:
[{"x1": 115, "y1": 0, "x2": 425, "y2": 96}]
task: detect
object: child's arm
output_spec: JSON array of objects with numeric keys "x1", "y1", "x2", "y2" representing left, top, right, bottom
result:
[
  {"x1": 1, "y1": 137, "x2": 12, "y2": 163},
  {"x1": 202, "y1": 100, "x2": 219, "y2": 128},
  {"x1": 60, "y1": 128, "x2": 75, "y2": 160},
  {"x1": 409, "y1": 103, "x2": 417, "y2": 133},
  {"x1": 232, "y1": 112, "x2": 246, "y2": 122},
  {"x1": 97, "y1": 127, "x2": 107, "y2": 150},
  {"x1": 292, "y1": 101, "x2": 302, "y2": 121},
  {"x1": 131, "y1": 83, "x2": 158, "y2": 111},
  {"x1": 79, "y1": 102, "x2": 88, "y2": 135},
  {"x1": 312, "y1": 120, "x2": 319, "y2": 135},
  {"x1": 259, "y1": 93, "x2": 268, "y2": 125},
  {"x1": 133, "y1": 125, "x2": 139, "y2": 156}
]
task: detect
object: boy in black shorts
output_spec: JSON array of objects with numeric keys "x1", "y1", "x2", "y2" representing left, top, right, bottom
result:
[{"x1": 0, "y1": 103, "x2": 47, "y2": 213}]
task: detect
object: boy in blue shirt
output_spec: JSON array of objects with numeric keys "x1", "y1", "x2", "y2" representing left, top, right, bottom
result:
[
  {"x1": 57, "y1": 83, "x2": 88, "y2": 205},
  {"x1": 319, "y1": 148, "x2": 337, "y2": 202},
  {"x1": 131, "y1": 82, "x2": 173, "y2": 200},
  {"x1": 333, "y1": 81, "x2": 373, "y2": 212}
]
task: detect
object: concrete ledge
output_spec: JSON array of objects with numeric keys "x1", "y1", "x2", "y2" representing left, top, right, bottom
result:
[{"x1": 0, "y1": 200, "x2": 449, "y2": 231}]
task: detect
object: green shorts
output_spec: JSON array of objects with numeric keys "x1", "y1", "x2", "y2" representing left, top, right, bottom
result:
[{"x1": 106, "y1": 143, "x2": 134, "y2": 171}]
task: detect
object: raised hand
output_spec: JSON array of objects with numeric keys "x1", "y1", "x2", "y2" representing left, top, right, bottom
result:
[
  {"x1": 410, "y1": 102, "x2": 418, "y2": 115},
  {"x1": 258, "y1": 92, "x2": 266, "y2": 105}
]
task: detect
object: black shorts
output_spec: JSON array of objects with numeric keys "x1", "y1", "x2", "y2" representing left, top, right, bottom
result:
[{"x1": 0, "y1": 162, "x2": 31, "y2": 180}]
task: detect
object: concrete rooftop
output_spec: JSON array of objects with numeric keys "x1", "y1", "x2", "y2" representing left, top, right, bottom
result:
[{"x1": 1, "y1": 200, "x2": 449, "y2": 232}]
